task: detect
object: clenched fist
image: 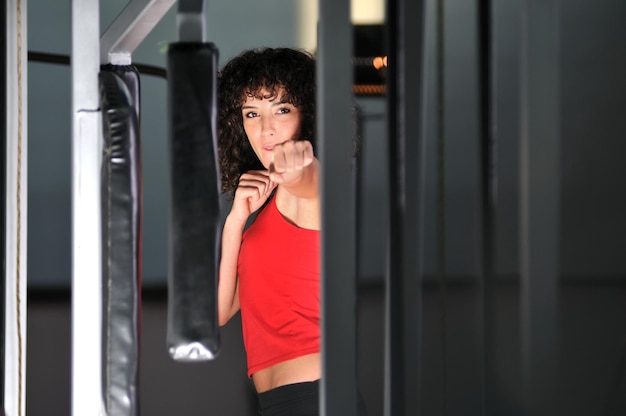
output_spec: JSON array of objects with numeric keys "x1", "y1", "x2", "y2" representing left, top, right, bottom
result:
[{"x1": 269, "y1": 140, "x2": 314, "y2": 184}]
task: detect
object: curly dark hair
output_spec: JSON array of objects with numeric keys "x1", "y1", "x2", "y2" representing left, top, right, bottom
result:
[{"x1": 218, "y1": 47, "x2": 316, "y2": 196}]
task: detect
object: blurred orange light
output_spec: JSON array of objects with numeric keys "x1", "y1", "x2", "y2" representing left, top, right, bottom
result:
[{"x1": 373, "y1": 56, "x2": 388, "y2": 70}]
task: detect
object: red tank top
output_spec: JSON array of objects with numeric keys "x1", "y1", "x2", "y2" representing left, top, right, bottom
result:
[{"x1": 238, "y1": 194, "x2": 320, "y2": 377}]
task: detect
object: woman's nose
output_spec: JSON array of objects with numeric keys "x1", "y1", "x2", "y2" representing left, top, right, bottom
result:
[{"x1": 261, "y1": 116, "x2": 275, "y2": 135}]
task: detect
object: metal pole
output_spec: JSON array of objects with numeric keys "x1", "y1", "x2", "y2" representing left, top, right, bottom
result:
[
  {"x1": 71, "y1": 0, "x2": 105, "y2": 414},
  {"x1": 519, "y1": 0, "x2": 560, "y2": 414},
  {"x1": 4, "y1": 1, "x2": 28, "y2": 415},
  {"x1": 385, "y1": 0, "x2": 426, "y2": 415},
  {"x1": 1, "y1": 0, "x2": 7, "y2": 408},
  {"x1": 318, "y1": 0, "x2": 357, "y2": 414},
  {"x1": 477, "y1": 0, "x2": 496, "y2": 414}
]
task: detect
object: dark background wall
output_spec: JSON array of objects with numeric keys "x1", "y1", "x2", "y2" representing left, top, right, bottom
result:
[{"x1": 24, "y1": 0, "x2": 626, "y2": 415}]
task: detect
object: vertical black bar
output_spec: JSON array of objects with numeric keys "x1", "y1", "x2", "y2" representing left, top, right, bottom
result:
[
  {"x1": 520, "y1": 1, "x2": 560, "y2": 414},
  {"x1": 166, "y1": 42, "x2": 221, "y2": 361},
  {"x1": 385, "y1": 0, "x2": 426, "y2": 415},
  {"x1": 0, "y1": 0, "x2": 6, "y2": 408},
  {"x1": 476, "y1": 0, "x2": 495, "y2": 415},
  {"x1": 318, "y1": 0, "x2": 357, "y2": 415},
  {"x1": 353, "y1": 104, "x2": 363, "y2": 282},
  {"x1": 434, "y1": 0, "x2": 448, "y2": 413}
]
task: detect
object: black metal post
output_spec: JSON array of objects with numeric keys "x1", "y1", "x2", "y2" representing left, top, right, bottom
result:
[
  {"x1": 477, "y1": 0, "x2": 495, "y2": 414},
  {"x1": 519, "y1": 1, "x2": 560, "y2": 414},
  {"x1": 385, "y1": 0, "x2": 426, "y2": 415},
  {"x1": 318, "y1": 0, "x2": 357, "y2": 414}
]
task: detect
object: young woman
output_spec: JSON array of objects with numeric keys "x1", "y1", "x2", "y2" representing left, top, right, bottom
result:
[
  {"x1": 218, "y1": 47, "x2": 367, "y2": 416},
  {"x1": 217, "y1": 47, "x2": 322, "y2": 416}
]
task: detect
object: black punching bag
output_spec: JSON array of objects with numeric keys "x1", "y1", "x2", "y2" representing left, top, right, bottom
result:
[
  {"x1": 99, "y1": 65, "x2": 142, "y2": 416},
  {"x1": 166, "y1": 42, "x2": 221, "y2": 361}
]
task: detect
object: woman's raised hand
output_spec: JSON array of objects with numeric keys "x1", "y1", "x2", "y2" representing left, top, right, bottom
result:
[{"x1": 231, "y1": 170, "x2": 276, "y2": 222}]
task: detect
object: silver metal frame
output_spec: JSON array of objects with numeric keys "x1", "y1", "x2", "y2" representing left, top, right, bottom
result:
[
  {"x1": 71, "y1": 0, "x2": 105, "y2": 414},
  {"x1": 100, "y1": 0, "x2": 177, "y2": 65}
]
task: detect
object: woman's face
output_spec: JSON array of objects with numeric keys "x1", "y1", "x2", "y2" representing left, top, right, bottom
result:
[{"x1": 241, "y1": 87, "x2": 303, "y2": 170}]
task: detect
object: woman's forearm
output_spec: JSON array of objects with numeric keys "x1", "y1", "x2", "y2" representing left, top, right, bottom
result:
[{"x1": 217, "y1": 213, "x2": 246, "y2": 326}]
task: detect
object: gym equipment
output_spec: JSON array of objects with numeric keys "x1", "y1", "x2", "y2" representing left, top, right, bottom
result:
[
  {"x1": 99, "y1": 65, "x2": 142, "y2": 416},
  {"x1": 166, "y1": 37, "x2": 221, "y2": 361}
]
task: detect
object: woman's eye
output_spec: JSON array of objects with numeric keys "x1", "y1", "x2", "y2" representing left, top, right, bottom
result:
[
  {"x1": 244, "y1": 111, "x2": 258, "y2": 118},
  {"x1": 277, "y1": 107, "x2": 291, "y2": 115}
]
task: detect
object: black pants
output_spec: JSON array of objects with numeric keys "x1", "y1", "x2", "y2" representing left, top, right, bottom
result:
[{"x1": 257, "y1": 380, "x2": 368, "y2": 416}]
